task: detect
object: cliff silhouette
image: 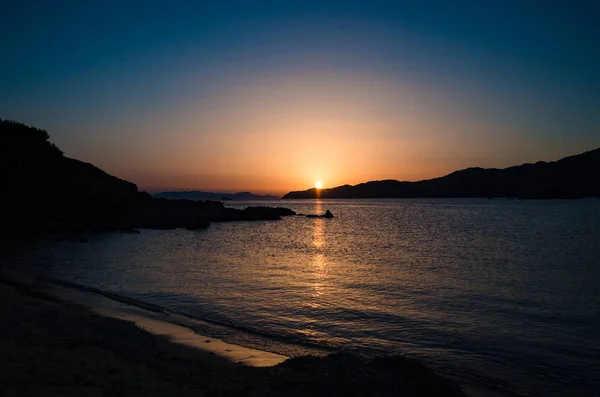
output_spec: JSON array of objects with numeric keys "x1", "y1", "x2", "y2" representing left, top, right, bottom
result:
[
  {"x1": 283, "y1": 148, "x2": 600, "y2": 199},
  {"x1": 0, "y1": 119, "x2": 294, "y2": 237}
]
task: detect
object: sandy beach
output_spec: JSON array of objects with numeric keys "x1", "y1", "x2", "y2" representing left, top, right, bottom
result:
[
  {"x1": 0, "y1": 275, "x2": 466, "y2": 397},
  {"x1": 0, "y1": 281, "x2": 230, "y2": 396}
]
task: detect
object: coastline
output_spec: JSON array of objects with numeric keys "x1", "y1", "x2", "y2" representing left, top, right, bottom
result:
[
  {"x1": 0, "y1": 272, "x2": 466, "y2": 397},
  {"x1": 0, "y1": 271, "x2": 288, "y2": 368},
  {"x1": 0, "y1": 281, "x2": 233, "y2": 396}
]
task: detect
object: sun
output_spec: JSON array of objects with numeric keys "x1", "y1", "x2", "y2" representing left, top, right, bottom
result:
[{"x1": 315, "y1": 181, "x2": 323, "y2": 189}]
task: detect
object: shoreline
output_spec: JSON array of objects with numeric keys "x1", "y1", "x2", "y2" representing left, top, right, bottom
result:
[
  {"x1": 0, "y1": 272, "x2": 467, "y2": 396},
  {"x1": 44, "y1": 280, "x2": 290, "y2": 368},
  {"x1": 0, "y1": 280, "x2": 234, "y2": 396},
  {"x1": 0, "y1": 271, "x2": 288, "y2": 368},
  {"x1": 6, "y1": 269, "x2": 326, "y2": 360}
]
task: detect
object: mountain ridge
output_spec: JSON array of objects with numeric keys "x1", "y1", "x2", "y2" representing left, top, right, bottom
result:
[
  {"x1": 154, "y1": 191, "x2": 279, "y2": 201},
  {"x1": 283, "y1": 148, "x2": 600, "y2": 199}
]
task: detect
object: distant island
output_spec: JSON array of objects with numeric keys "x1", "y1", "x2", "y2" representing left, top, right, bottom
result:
[
  {"x1": 154, "y1": 191, "x2": 279, "y2": 201},
  {"x1": 283, "y1": 148, "x2": 600, "y2": 199}
]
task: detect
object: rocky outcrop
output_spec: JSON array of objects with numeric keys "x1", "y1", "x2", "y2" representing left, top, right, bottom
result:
[
  {"x1": 130, "y1": 200, "x2": 295, "y2": 229},
  {"x1": 0, "y1": 119, "x2": 295, "y2": 237},
  {"x1": 307, "y1": 210, "x2": 334, "y2": 218},
  {"x1": 242, "y1": 206, "x2": 296, "y2": 219},
  {"x1": 215, "y1": 352, "x2": 466, "y2": 397}
]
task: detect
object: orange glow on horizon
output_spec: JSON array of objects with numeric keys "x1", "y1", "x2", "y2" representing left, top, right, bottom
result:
[{"x1": 78, "y1": 71, "x2": 586, "y2": 196}]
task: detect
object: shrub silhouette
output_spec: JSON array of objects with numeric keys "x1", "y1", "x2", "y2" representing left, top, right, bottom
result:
[{"x1": 1, "y1": 118, "x2": 64, "y2": 159}]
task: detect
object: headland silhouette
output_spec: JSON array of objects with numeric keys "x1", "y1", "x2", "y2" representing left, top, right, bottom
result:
[
  {"x1": 283, "y1": 148, "x2": 600, "y2": 199},
  {"x1": 0, "y1": 119, "x2": 295, "y2": 238}
]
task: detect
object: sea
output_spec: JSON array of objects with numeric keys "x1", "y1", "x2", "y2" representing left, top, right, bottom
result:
[{"x1": 4, "y1": 198, "x2": 600, "y2": 397}]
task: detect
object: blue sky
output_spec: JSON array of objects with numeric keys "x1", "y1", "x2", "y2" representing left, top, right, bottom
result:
[{"x1": 2, "y1": 1, "x2": 599, "y2": 193}]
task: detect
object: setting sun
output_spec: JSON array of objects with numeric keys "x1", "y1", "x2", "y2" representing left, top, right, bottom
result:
[{"x1": 315, "y1": 181, "x2": 323, "y2": 189}]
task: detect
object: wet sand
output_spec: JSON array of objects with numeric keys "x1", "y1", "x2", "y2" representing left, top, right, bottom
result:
[
  {"x1": 0, "y1": 281, "x2": 233, "y2": 396},
  {"x1": 42, "y1": 278, "x2": 288, "y2": 367},
  {"x1": 0, "y1": 278, "x2": 466, "y2": 397}
]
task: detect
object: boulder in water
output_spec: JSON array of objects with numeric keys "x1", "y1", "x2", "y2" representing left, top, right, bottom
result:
[{"x1": 307, "y1": 210, "x2": 334, "y2": 218}]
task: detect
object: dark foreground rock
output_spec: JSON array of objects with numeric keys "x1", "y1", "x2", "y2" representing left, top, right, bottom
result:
[
  {"x1": 216, "y1": 353, "x2": 466, "y2": 397},
  {"x1": 118, "y1": 229, "x2": 140, "y2": 234}
]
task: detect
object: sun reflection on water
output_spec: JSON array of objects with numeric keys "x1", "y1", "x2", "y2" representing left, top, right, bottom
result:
[
  {"x1": 309, "y1": 199, "x2": 329, "y2": 306},
  {"x1": 313, "y1": 219, "x2": 325, "y2": 249}
]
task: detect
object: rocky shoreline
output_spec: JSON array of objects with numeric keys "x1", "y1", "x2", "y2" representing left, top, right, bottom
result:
[
  {"x1": 1, "y1": 119, "x2": 296, "y2": 238},
  {"x1": 1, "y1": 199, "x2": 297, "y2": 237}
]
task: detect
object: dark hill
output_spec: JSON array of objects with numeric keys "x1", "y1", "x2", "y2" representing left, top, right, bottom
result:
[
  {"x1": 2, "y1": 119, "x2": 139, "y2": 226},
  {"x1": 1, "y1": 119, "x2": 294, "y2": 237},
  {"x1": 283, "y1": 148, "x2": 600, "y2": 199},
  {"x1": 154, "y1": 191, "x2": 279, "y2": 201}
]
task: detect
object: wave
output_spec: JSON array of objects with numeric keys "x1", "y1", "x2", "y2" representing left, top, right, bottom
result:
[
  {"x1": 30, "y1": 274, "x2": 332, "y2": 358},
  {"x1": 0, "y1": 269, "x2": 524, "y2": 396}
]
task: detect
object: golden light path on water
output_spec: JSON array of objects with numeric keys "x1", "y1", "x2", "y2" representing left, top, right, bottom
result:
[
  {"x1": 311, "y1": 200, "x2": 328, "y2": 304},
  {"x1": 297, "y1": 200, "x2": 330, "y2": 341}
]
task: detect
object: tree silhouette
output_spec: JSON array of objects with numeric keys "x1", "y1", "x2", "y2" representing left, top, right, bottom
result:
[{"x1": 1, "y1": 118, "x2": 63, "y2": 158}]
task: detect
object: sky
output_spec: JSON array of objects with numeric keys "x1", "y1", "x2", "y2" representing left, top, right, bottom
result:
[{"x1": 1, "y1": 0, "x2": 599, "y2": 195}]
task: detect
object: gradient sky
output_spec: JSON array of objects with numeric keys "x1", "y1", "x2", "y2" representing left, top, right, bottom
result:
[{"x1": 2, "y1": 1, "x2": 599, "y2": 194}]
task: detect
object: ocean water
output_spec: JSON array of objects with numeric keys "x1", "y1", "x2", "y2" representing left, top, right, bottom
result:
[{"x1": 5, "y1": 199, "x2": 600, "y2": 397}]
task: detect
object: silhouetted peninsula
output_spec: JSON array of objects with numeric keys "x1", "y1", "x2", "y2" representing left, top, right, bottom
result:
[
  {"x1": 154, "y1": 191, "x2": 279, "y2": 201},
  {"x1": 283, "y1": 148, "x2": 600, "y2": 199},
  {"x1": 0, "y1": 119, "x2": 294, "y2": 237}
]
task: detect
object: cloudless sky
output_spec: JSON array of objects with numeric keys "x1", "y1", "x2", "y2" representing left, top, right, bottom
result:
[{"x1": 2, "y1": 0, "x2": 599, "y2": 194}]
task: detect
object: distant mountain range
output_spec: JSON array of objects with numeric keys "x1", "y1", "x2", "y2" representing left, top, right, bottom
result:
[
  {"x1": 283, "y1": 148, "x2": 600, "y2": 199},
  {"x1": 153, "y1": 191, "x2": 280, "y2": 201}
]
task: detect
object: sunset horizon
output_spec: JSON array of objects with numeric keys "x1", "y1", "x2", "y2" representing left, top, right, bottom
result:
[
  {"x1": 95, "y1": 143, "x2": 600, "y2": 196},
  {"x1": 7, "y1": 116, "x2": 598, "y2": 196},
  {"x1": 2, "y1": 2, "x2": 599, "y2": 396},
  {"x1": 3, "y1": 2, "x2": 598, "y2": 195}
]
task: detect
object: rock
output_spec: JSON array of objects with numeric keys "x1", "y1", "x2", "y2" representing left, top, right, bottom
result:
[
  {"x1": 241, "y1": 206, "x2": 297, "y2": 220},
  {"x1": 213, "y1": 352, "x2": 467, "y2": 397},
  {"x1": 184, "y1": 219, "x2": 211, "y2": 230},
  {"x1": 307, "y1": 210, "x2": 334, "y2": 218},
  {"x1": 119, "y1": 229, "x2": 140, "y2": 234}
]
